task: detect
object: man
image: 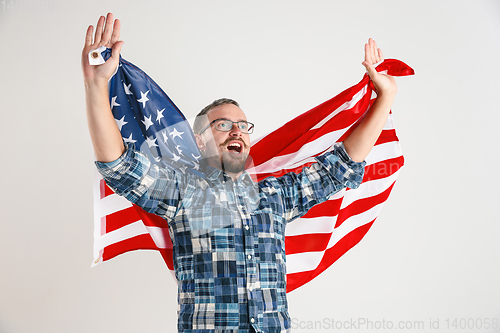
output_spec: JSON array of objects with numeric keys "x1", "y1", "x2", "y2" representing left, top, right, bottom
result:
[{"x1": 82, "y1": 13, "x2": 397, "y2": 333}]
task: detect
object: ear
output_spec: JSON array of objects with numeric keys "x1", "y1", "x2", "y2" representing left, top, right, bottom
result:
[{"x1": 195, "y1": 134, "x2": 206, "y2": 151}]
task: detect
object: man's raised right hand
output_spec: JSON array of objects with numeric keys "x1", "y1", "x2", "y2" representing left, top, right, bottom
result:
[{"x1": 81, "y1": 12, "x2": 123, "y2": 86}]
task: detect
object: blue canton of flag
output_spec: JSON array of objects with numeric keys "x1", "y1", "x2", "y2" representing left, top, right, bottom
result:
[{"x1": 99, "y1": 48, "x2": 203, "y2": 176}]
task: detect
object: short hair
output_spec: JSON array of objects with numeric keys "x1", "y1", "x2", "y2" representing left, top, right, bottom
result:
[{"x1": 193, "y1": 98, "x2": 240, "y2": 134}]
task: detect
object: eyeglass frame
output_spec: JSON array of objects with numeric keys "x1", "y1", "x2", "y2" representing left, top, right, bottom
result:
[{"x1": 198, "y1": 118, "x2": 255, "y2": 135}]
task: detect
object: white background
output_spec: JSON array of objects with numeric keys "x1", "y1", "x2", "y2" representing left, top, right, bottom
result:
[{"x1": 1, "y1": 1, "x2": 499, "y2": 332}]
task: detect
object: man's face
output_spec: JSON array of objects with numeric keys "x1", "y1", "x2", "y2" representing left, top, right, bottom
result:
[{"x1": 196, "y1": 104, "x2": 251, "y2": 177}]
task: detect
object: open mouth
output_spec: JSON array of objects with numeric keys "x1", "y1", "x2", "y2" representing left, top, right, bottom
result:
[{"x1": 226, "y1": 141, "x2": 243, "y2": 154}]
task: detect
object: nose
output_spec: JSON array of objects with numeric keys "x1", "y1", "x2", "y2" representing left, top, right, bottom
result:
[{"x1": 229, "y1": 123, "x2": 243, "y2": 136}]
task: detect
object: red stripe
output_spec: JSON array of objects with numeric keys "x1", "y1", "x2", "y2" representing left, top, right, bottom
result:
[
  {"x1": 105, "y1": 206, "x2": 141, "y2": 233},
  {"x1": 132, "y1": 204, "x2": 170, "y2": 228},
  {"x1": 286, "y1": 233, "x2": 332, "y2": 254},
  {"x1": 249, "y1": 79, "x2": 370, "y2": 166},
  {"x1": 284, "y1": 182, "x2": 395, "y2": 255},
  {"x1": 159, "y1": 249, "x2": 174, "y2": 270},
  {"x1": 363, "y1": 156, "x2": 404, "y2": 183},
  {"x1": 269, "y1": 93, "x2": 372, "y2": 159},
  {"x1": 251, "y1": 129, "x2": 400, "y2": 182},
  {"x1": 302, "y1": 197, "x2": 342, "y2": 218},
  {"x1": 335, "y1": 181, "x2": 395, "y2": 228},
  {"x1": 286, "y1": 221, "x2": 373, "y2": 293},
  {"x1": 100, "y1": 179, "x2": 115, "y2": 198},
  {"x1": 102, "y1": 234, "x2": 158, "y2": 261}
]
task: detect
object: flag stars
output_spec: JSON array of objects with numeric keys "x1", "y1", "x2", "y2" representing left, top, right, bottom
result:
[
  {"x1": 145, "y1": 136, "x2": 158, "y2": 148},
  {"x1": 175, "y1": 145, "x2": 183, "y2": 155},
  {"x1": 156, "y1": 108, "x2": 165, "y2": 123},
  {"x1": 162, "y1": 131, "x2": 169, "y2": 144},
  {"x1": 170, "y1": 127, "x2": 184, "y2": 140},
  {"x1": 142, "y1": 115, "x2": 154, "y2": 130},
  {"x1": 111, "y1": 96, "x2": 121, "y2": 110},
  {"x1": 137, "y1": 90, "x2": 150, "y2": 108},
  {"x1": 123, "y1": 83, "x2": 133, "y2": 95},
  {"x1": 172, "y1": 153, "x2": 181, "y2": 162},
  {"x1": 115, "y1": 116, "x2": 127, "y2": 131},
  {"x1": 123, "y1": 133, "x2": 137, "y2": 144}
]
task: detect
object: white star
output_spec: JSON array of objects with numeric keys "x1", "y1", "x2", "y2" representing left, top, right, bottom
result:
[
  {"x1": 172, "y1": 153, "x2": 181, "y2": 162},
  {"x1": 111, "y1": 96, "x2": 120, "y2": 110},
  {"x1": 154, "y1": 156, "x2": 161, "y2": 163},
  {"x1": 179, "y1": 165, "x2": 187, "y2": 174},
  {"x1": 156, "y1": 108, "x2": 165, "y2": 123},
  {"x1": 123, "y1": 83, "x2": 133, "y2": 95},
  {"x1": 192, "y1": 162, "x2": 200, "y2": 170},
  {"x1": 145, "y1": 136, "x2": 158, "y2": 148},
  {"x1": 175, "y1": 145, "x2": 183, "y2": 155},
  {"x1": 115, "y1": 116, "x2": 127, "y2": 131},
  {"x1": 142, "y1": 115, "x2": 154, "y2": 130},
  {"x1": 161, "y1": 131, "x2": 169, "y2": 144},
  {"x1": 137, "y1": 90, "x2": 150, "y2": 108},
  {"x1": 123, "y1": 133, "x2": 137, "y2": 144},
  {"x1": 170, "y1": 127, "x2": 184, "y2": 140},
  {"x1": 192, "y1": 153, "x2": 201, "y2": 161}
]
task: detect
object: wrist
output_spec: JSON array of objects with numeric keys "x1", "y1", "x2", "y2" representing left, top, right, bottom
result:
[
  {"x1": 376, "y1": 88, "x2": 397, "y2": 102},
  {"x1": 84, "y1": 78, "x2": 109, "y2": 92}
]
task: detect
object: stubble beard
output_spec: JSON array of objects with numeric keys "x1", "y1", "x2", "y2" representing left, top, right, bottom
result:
[
  {"x1": 219, "y1": 150, "x2": 249, "y2": 173},
  {"x1": 203, "y1": 138, "x2": 249, "y2": 174}
]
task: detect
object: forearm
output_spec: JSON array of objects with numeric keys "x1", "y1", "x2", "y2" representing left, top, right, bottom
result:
[
  {"x1": 85, "y1": 80, "x2": 125, "y2": 162},
  {"x1": 343, "y1": 92, "x2": 396, "y2": 162}
]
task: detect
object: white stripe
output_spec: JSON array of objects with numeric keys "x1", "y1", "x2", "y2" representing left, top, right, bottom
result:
[
  {"x1": 364, "y1": 141, "x2": 402, "y2": 166},
  {"x1": 93, "y1": 171, "x2": 104, "y2": 266},
  {"x1": 249, "y1": 112, "x2": 400, "y2": 175},
  {"x1": 94, "y1": 221, "x2": 148, "y2": 252},
  {"x1": 248, "y1": 127, "x2": 350, "y2": 174},
  {"x1": 341, "y1": 169, "x2": 400, "y2": 209},
  {"x1": 286, "y1": 216, "x2": 339, "y2": 237},
  {"x1": 285, "y1": 169, "x2": 399, "y2": 237},
  {"x1": 311, "y1": 85, "x2": 368, "y2": 129},
  {"x1": 96, "y1": 193, "x2": 133, "y2": 217},
  {"x1": 146, "y1": 226, "x2": 172, "y2": 249},
  {"x1": 286, "y1": 198, "x2": 390, "y2": 274}
]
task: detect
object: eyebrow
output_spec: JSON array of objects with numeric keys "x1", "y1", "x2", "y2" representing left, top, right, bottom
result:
[{"x1": 217, "y1": 118, "x2": 249, "y2": 123}]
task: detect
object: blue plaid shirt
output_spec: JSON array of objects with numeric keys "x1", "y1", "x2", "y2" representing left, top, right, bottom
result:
[{"x1": 96, "y1": 142, "x2": 365, "y2": 333}]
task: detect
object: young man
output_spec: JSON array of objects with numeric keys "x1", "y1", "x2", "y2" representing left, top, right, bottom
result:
[{"x1": 82, "y1": 13, "x2": 397, "y2": 333}]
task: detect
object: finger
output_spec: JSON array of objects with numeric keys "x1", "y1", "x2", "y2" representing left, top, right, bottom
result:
[
  {"x1": 369, "y1": 38, "x2": 378, "y2": 61},
  {"x1": 110, "y1": 40, "x2": 124, "y2": 60},
  {"x1": 364, "y1": 42, "x2": 372, "y2": 65},
  {"x1": 378, "y1": 48, "x2": 384, "y2": 62},
  {"x1": 94, "y1": 15, "x2": 105, "y2": 45},
  {"x1": 109, "y1": 19, "x2": 121, "y2": 45},
  {"x1": 362, "y1": 60, "x2": 378, "y2": 79},
  {"x1": 101, "y1": 12, "x2": 114, "y2": 47},
  {"x1": 84, "y1": 25, "x2": 93, "y2": 47}
]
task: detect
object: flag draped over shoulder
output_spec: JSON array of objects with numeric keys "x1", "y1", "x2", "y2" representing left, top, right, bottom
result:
[{"x1": 90, "y1": 47, "x2": 414, "y2": 292}]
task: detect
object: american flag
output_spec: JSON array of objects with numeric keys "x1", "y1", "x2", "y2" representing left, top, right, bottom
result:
[{"x1": 90, "y1": 47, "x2": 414, "y2": 292}]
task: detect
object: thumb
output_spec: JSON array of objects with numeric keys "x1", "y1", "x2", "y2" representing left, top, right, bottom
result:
[
  {"x1": 362, "y1": 61, "x2": 378, "y2": 79},
  {"x1": 111, "y1": 41, "x2": 124, "y2": 59}
]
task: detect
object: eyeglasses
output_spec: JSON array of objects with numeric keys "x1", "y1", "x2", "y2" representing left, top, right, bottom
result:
[{"x1": 199, "y1": 119, "x2": 255, "y2": 134}]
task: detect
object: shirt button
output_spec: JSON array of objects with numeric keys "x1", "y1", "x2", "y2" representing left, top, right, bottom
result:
[
  {"x1": 247, "y1": 255, "x2": 252, "y2": 260},
  {"x1": 250, "y1": 318, "x2": 255, "y2": 324},
  {"x1": 245, "y1": 225, "x2": 249, "y2": 230}
]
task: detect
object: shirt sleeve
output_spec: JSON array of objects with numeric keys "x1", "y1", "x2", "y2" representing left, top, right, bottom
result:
[
  {"x1": 94, "y1": 143, "x2": 184, "y2": 219},
  {"x1": 259, "y1": 142, "x2": 365, "y2": 223}
]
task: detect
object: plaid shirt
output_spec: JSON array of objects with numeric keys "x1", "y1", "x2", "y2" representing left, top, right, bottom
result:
[{"x1": 96, "y1": 142, "x2": 365, "y2": 333}]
